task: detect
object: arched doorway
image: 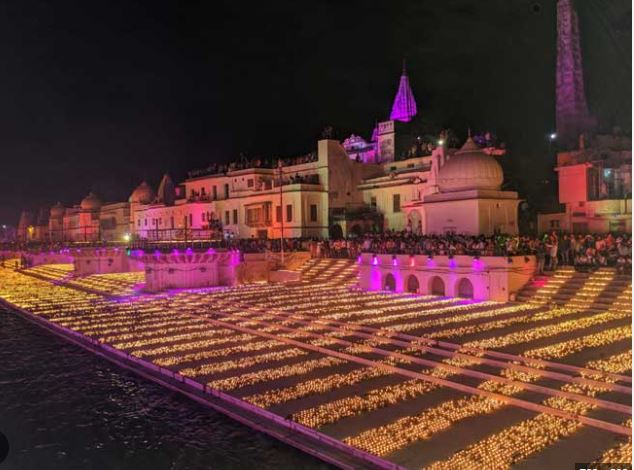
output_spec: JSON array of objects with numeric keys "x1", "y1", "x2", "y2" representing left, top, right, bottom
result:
[
  {"x1": 349, "y1": 224, "x2": 362, "y2": 238},
  {"x1": 384, "y1": 273, "x2": 396, "y2": 291},
  {"x1": 430, "y1": 276, "x2": 445, "y2": 296},
  {"x1": 329, "y1": 224, "x2": 343, "y2": 239},
  {"x1": 406, "y1": 275, "x2": 420, "y2": 293},
  {"x1": 457, "y1": 278, "x2": 474, "y2": 298}
]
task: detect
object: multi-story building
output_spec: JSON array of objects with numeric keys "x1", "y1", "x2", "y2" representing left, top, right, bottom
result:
[
  {"x1": 45, "y1": 193, "x2": 131, "y2": 243},
  {"x1": 130, "y1": 139, "x2": 382, "y2": 241},
  {"x1": 21, "y1": 66, "x2": 520, "y2": 242},
  {"x1": 537, "y1": 0, "x2": 632, "y2": 235},
  {"x1": 538, "y1": 133, "x2": 632, "y2": 234}
]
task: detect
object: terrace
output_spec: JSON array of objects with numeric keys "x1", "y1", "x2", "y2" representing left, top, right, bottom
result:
[{"x1": 0, "y1": 258, "x2": 630, "y2": 469}]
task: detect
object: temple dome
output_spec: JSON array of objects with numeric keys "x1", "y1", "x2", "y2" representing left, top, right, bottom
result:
[
  {"x1": 50, "y1": 202, "x2": 65, "y2": 218},
  {"x1": 129, "y1": 181, "x2": 155, "y2": 204},
  {"x1": 80, "y1": 192, "x2": 102, "y2": 211},
  {"x1": 437, "y1": 137, "x2": 503, "y2": 192}
]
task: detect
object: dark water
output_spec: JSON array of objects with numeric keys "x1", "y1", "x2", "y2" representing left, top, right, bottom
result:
[{"x1": 0, "y1": 308, "x2": 332, "y2": 470}]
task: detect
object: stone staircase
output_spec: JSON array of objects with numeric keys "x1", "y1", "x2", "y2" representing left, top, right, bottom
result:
[
  {"x1": 517, "y1": 267, "x2": 631, "y2": 312},
  {"x1": 299, "y1": 258, "x2": 358, "y2": 287}
]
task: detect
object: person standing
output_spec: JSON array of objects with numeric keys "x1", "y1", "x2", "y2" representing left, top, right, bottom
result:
[
  {"x1": 560, "y1": 234, "x2": 570, "y2": 265},
  {"x1": 546, "y1": 236, "x2": 559, "y2": 271},
  {"x1": 569, "y1": 234, "x2": 577, "y2": 266},
  {"x1": 536, "y1": 241, "x2": 546, "y2": 275}
]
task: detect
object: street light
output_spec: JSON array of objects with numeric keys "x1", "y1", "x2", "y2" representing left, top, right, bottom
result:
[
  {"x1": 278, "y1": 159, "x2": 284, "y2": 266},
  {"x1": 549, "y1": 133, "x2": 557, "y2": 141}
]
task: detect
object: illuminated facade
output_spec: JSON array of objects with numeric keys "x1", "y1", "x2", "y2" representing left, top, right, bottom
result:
[
  {"x1": 21, "y1": 67, "x2": 518, "y2": 242},
  {"x1": 44, "y1": 193, "x2": 131, "y2": 243},
  {"x1": 358, "y1": 137, "x2": 519, "y2": 236},
  {"x1": 556, "y1": 0, "x2": 595, "y2": 148},
  {"x1": 538, "y1": 134, "x2": 632, "y2": 234},
  {"x1": 130, "y1": 140, "x2": 381, "y2": 241}
]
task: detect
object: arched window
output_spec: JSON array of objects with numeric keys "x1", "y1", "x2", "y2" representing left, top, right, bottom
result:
[
  {"x1": 406, "y1": 275, "x2": 420, "y2": 293},
  {"x1": 330, "y1": 224, "x2": 343, "y2": 240},
  {"x1": 384, "y1": 273, "x2": 396, "y2": 291},
  {"x1": 457, "y1": 278, "x2": 474, "y2": 299},
  {"x1": 430, "y1": 276, "x2": 445, "y2": 296}
]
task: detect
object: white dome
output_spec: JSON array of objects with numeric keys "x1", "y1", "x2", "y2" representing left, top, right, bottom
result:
[
  {"x1": 80, "y1": 192, "x2": 102, "y2": 211},
  {"x1": 129, "y1": 181, "x2": 155, "y2": 204},
  {"x1": 437, "y1": 137, "x2": 503, "y2": 192}
]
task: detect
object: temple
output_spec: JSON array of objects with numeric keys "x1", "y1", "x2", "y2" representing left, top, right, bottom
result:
[
  {"x1": 15, "y1": 64, "x2": 518, "y2": 243},
  {"x1": 389, "y1": 61, "x2": 417, "y2": 122},
  {"x1": 555, "y1": 0, "x2": 595, "y2": 148}
]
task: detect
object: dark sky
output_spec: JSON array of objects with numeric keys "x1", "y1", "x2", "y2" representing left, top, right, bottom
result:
[{"x1": 0, "y1": 0, "x2": 630, "y2": 224}]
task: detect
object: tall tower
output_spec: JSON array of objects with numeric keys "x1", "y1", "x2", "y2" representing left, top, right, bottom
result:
[
  {"x1": 390, "y1": 61, "x2": 417, "y2": 122},
  {"x1": 556, "y1": 0, "x2": 595, "y2": 148}
]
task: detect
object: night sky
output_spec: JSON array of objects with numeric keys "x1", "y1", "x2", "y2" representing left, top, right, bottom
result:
[{"x1": 0, "y1": 0, "x2": 630, "y2": 224}]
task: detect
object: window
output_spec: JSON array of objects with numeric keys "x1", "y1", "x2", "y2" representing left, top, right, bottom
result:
[
  {"x1": 225, "y1": 211, "x2": 230, "y2": 225},
  {"x1": 393, "y1": 194, "x2": 401, "y2": 213},
  {"x1": 286, "y1": 204, "x2": 292, "y2": 222},
  {"x1": 202, "y1": 212, "x2": 206, "y2": 221},
  {"x1": 310, "y1": 204, "x2": 318, "y2": 222},
  {"x1": 144, "y1": 219, "x2": 147, "y2": 226},
  {"x1": 276, "y1": 205, "x2": 282, "y2": 223},
  {"x1": 170, "y1": 216, "x2": 174, "y2": 229},
  {"x1": 212, "y1": 186, "x2": 217, "y2": 200},
  {"x1": 370, "y1": 196, "x2": 377, "y2": 208},
  {"x1": 224, "y1": 183, "x2": 229, "y2": 199},
  {"x1": 232, "y1": 209, "x2": 238, "y2": 224},
  {"x1": 247, "y1": 207, "x2": 262, "y2": 225},
  {"x1": 137, "y1": 219, "x2": 140, "y2": 227},
  {"x1": 247, "y1": 179, "x2": 254, "y2": 188},
  {"x1": 189, "y1": 214, "x2": 193, "y2": 226},
  {"x1": 550, "y1": 219, "x2": 560, "y2": 229}
]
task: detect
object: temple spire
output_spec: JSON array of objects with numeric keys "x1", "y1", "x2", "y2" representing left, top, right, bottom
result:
[
  {"x1": 390, "y1": 60, "x2": 417, "y2": 122},
  {"x1": 556, "y1": 0, "x2": 595, "y2": 148}
]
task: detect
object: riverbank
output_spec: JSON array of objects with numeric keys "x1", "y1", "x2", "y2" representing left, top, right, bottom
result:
[{"x1": 0, "y1": 307, "x2": 332, "y2": 470}]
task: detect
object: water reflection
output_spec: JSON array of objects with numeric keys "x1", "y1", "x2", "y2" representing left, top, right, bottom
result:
[{"x1": 0, "y1": 308, "x2": 331, "y2": 470}]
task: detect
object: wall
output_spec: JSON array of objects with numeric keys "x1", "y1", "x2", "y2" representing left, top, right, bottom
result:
[
  {"x1": 73, "y1": 248, "x2": 144, "y2": 276},
  {"x1": 141, "y1": 250, "x2": 239, "y2": 292},
  {"x1": 358, "y1": 253, "x2": 536, "y2": 302},
  {"x1": 557, "y1": 164, "x2": 588, "y2": 203},
  {"x1": 24, "y1": 251, "x2": 75, "y2": 267},
  {"x1": 537, "y1": 212, "x2": 568, "y2": 234},
  {"x1": 424, "y1": 199, "x2": 479, "y2": 235}
]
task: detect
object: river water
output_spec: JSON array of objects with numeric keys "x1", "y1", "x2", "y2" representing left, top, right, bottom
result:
[{"x1": 0, "y1": 308, "x2": 331, "y2": 470}]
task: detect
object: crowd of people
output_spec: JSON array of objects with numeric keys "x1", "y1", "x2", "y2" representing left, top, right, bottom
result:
[
  {"x1": 5, "y1": 230, "x2": 632, "y2": 275},
  {"x1": 311, "y1": 231, "x2": 632, "y2": 274},
  {"x1": 187, "y1": 152, "x2": 318, "y2": 179},
  {"x1": 539, "y1": 232, "x2": 632, "y2": 274}
]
